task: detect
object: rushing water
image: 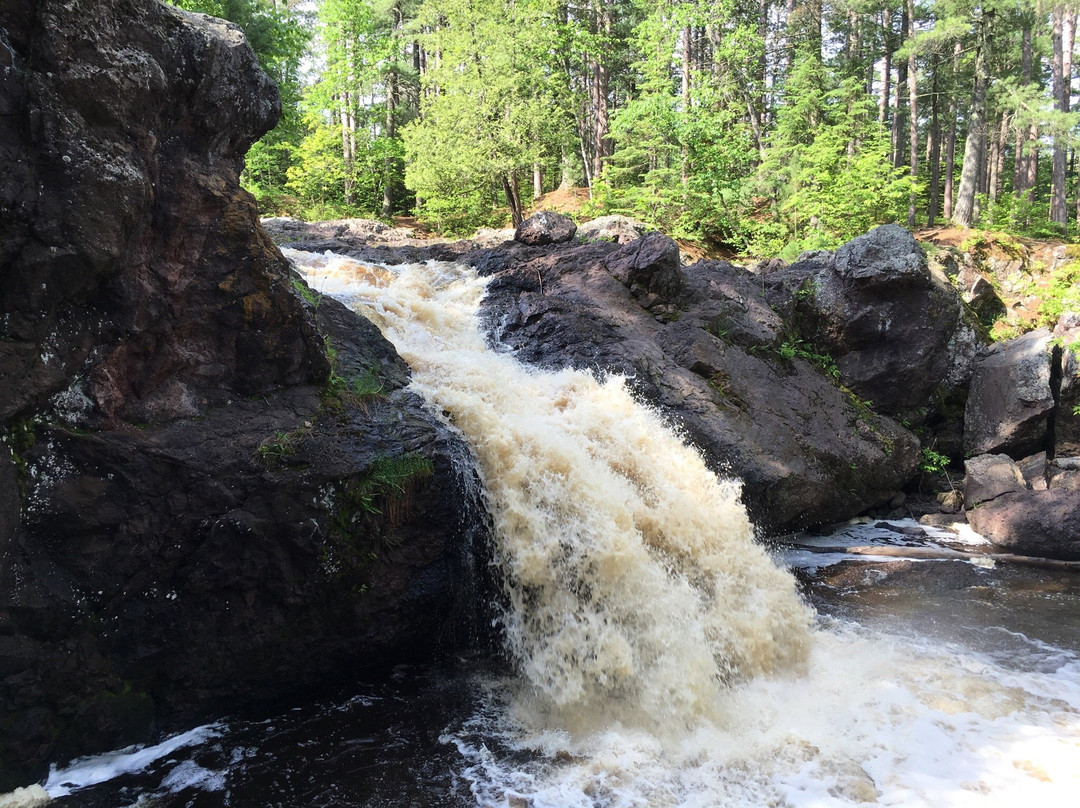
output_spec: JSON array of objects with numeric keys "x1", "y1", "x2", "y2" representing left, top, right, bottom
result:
[{"x1": 21, "y1": 252, "x2": 1080, "y2": 808}]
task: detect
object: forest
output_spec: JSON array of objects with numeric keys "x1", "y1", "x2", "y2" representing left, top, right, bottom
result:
[{"x1": 172, "y1": 0, "x2": 1080, "y2": 257}]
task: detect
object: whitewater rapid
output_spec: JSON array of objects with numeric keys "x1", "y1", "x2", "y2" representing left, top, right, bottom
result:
[{"x1": 288, "y1": 251, "x2": 1080, "y2": 806}]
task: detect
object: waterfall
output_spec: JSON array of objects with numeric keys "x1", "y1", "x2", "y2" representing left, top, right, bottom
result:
[
  {"x1": 289, "y1": 249, "x2": 1080, "y2": 808},
  {"x1": 287, "y1": 250, "x2": 811, "y2": 733}
]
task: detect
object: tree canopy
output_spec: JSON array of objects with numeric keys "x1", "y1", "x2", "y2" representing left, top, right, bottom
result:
[{"x1": 178, "y1": 0, "x2": 1080, "y2": 253}]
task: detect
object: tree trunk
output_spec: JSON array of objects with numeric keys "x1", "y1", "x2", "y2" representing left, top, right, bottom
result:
[
  {"x1": 928, "y1": 56, "x2": 941, "y2": 225},
  {"x1": 382, "y1": 68, "x2": 397, "y2": 218},
  {"x1": 906, "y1": 0, "x2": 917, "y2": 227},
  {"x1": 340, "y1": 96, "x2": 353, "y2": 206},
  {"x1": 893, "y1": 4, "x2": 909, "y2": 170},
  {"x1": 1014, "y1": 21, "x2": 1037, "y2": 197},
  {"x1": 533, "y1": 163, "x2": 543, "y2": 198},
  {"x1": 878, "y1": 8, "x2": 892, "y2": 126},
  {"x1": 954, "y1": 12, "x2": 992, "y2": 227},
  {"x1": 503, "y1": 173, "x2": 524, "y2": 226},
  {"x1": 682, "y1": 25, "x2": 691, "y2": 186},
  {"x1": 989, "y1": 113, "x2": 1008, "y2": 204},
  {"x1": 943, "y1": 42, "x2": 961, "y2": 220},
  {"x1": 578, "y1": 106, "x2": 593, "y2": 193},
  {"x1": 1051, "y1": 7, "x2": 1071, "y2": 226},
  {"x1": 590, "y1": 0, "x2": 612, "y2": 184},
  {"x1": 758, "y1": 0, "x2": 770, "y2": 129}
]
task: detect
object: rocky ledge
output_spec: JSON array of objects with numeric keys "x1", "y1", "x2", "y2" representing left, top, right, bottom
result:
[
  {"x1": 282, "y1": 211, "x2": 1080, "y2": 556},
  {"x1": 279, "y1": 218, "x2": 948, "y2": 532}
]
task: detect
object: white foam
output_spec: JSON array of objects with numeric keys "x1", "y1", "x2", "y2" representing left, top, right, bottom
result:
[
  {"x1": 0, "y1": 785, "x2": 50, "y2": 808},
  {"x1": 287, "y1": 250, "x2": 1080, "y2": 807},
  {"x1": 43, "y1": 723, "x2": 221, "y2": 798},
  {"x1": 450, "y1": 622, "x2": 1080, "y2": 807},
  {"x1": 293, "y1": 249, "x2": 812, "y2": 733},
  {"x1": 159, "y1": 760, "x2": 226, "y2": 793}
]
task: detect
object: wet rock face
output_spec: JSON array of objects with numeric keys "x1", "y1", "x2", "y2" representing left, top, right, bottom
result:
[
  {"x1": 0, "y1": 1, "x2": 482, "y2": 789},
  {"x1": 967, "y1": 490, "x2": 1080, "y2": 560},
  {"x1": 964, "y1": 329, "x2": 1056, "y2": 458},
  {"x1": 0, "y1": 0, "x2": 326, "y2": 426},
  {"x1": 0, "y1": 292, "x2": 483, "y2": 791},
  {"x1": 963, "y1": 454, "x2": 1027, "y2": 509},
  {"x1": 962, "y1": 450, "x2": 1080, "y2": 560},
  {"x1": 470, "y1": 235, "x2": 920, "y2": 532},
  {"x1": 1053, "y1": 316, "x2": 1080, "y2": 457},
  {"x1": 767, "y1": 225, "x2": 982, "y2": 424}
]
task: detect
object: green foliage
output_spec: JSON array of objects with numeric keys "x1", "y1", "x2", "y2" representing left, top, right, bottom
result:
[
  {"x1": 918, "y1": 447, "x2": 952, "y2": 475},
  {"x1": 988, "y1": 319, "x2": 1023, "y2": 342},
  {"x1": 324, "y1": 452, "x2": 435, "y2": 585},
  {"x1": 281, "y1": 0, "x2": 417, "y2": 218},
  {"x1": 166, "y1": 0, "x2": 1080, "y2": 250},
  {"x1": 749, "y1": 65, "x2": 911, "y2": 257},
  {"x1": 776, "y1": 338, "x2": 841, "y2": 379},
  {"x1": 256, "y1": 425, "x2": 310, "y2": 461},
  {"x1": 402, "y1": 0, "x2": 570, "y2": 230},
  {"x1": 975, "y1": 193, "x2": 1067, "y2": 241},
  {"x1": 1035, "y1": 261, "x2": 1080, "y2": 327}
]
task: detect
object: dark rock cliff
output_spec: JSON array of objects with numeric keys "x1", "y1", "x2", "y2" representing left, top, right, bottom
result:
[
  {"x1": 0, "y1": 0, "x2": 482, "y2": 789},
  {"x1": 464, "y1": 232, "x2": 922, "y2": 532}
]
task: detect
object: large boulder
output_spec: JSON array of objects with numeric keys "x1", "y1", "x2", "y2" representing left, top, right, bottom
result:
[
  {"x1": 0, "y1": 0, "x2": 481, "y2": 788},
  {"x1": 514, "y1": 211, "x2": 577, "y2": 246},
  {"x1": 0, "y1": 0, "x2": 328, "y2": 426},
  {"x1": 1053, "y1": 313, "x2": 1080, "y2": 457},
  {"x1": 963, "y1": 448, "x2": 1080, "y2": 560},
  {"x1": 967, "y1": 490, "x2": 1080, "y2": 560},
  {"x1": 766, "y1": 225, "x2": 982, "y2": 427},
  {"x1": 964, "y1": 329, "x2": 1055, "y2": 458},
  {"x1": 963, "y1": 453, "x2": 1027, "y2": 508},
  {"x1": 576, "y1": 214, "x2": 650, "y2": 244},
  {"x1": 470, "y1": 235, "x2": 920, "y2": 532}
]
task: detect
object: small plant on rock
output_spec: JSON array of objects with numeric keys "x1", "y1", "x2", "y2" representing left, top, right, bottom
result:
[
  {"x1": 291, "y1": 277, "x2": 322, "y2": 309},
  {"x1": 918, "y1": 447, "x2": 951, "y2": 475}
]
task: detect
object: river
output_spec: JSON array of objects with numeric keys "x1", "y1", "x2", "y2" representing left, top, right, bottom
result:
[{"x1": 28, "y1": 251, "x2": 1080, "y2": 808}]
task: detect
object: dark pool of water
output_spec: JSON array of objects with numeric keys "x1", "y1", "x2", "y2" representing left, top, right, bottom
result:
[
  {"x1": 47, "y1": 663, "x2": 489, "y2": 808},
  {"x1": 45, "y1": 524, "x2": 1080, "y2": 807}
]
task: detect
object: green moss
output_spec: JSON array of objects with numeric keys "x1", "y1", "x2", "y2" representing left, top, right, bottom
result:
[
  {"x1": 776, "y1": 338, "x2": 841, "y2": 380},
  {"x1": 2, "y1": 418, "x2": 38, "y2": 503},
  {"x1": 291, "y1": 277, "x2": 323, "y2": 308},
  {"x1": 793, "y1": 278, "x2": 821, "y2": 304},
  {"x1": 320, "y1": 337, "x2": 388, "y2": 414},
  {"x1": 256, "y1": 425, "x2": 311, "y2": 462},
  {"x1": 322, "y1": 453, "x2": 435, "y2": 589}
]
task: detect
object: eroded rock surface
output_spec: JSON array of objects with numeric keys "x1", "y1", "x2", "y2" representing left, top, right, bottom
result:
[
  {"x1": 964, "y1": 329, "x2": 1055, "y2": 458},
  {"x1": 576, "y1": 214, "x2": 650, "y2": 244},
  {"x1": 0, "y1": 0, "x2": 327, "y2": 426},
  {"x1": 963, "y1": 454, "x2": 1027, "y2": 508},
  {"x1": 1053, "y1": 314, "x2": 1080, "y2": 457},
  {"x1": 766, "y1": 226, "x2": 982, "y2": 431},
  {"x1": 514, "y1": 211, "x2": 577, "y2": 245},
  {"x1": 0, "y1": 0, "x2": 481, "y2": 788},
  {"x1": 967, "y1": 490, "x2": 1080, "y2": 560}
]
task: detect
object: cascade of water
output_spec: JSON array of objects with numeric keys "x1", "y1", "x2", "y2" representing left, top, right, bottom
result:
[
  {"x1": 286, "y1": 250, "x2": 812, "y2": 733},
  {"x1": 289, "y1": 249, "x2": 1080, "y2": 808}
]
